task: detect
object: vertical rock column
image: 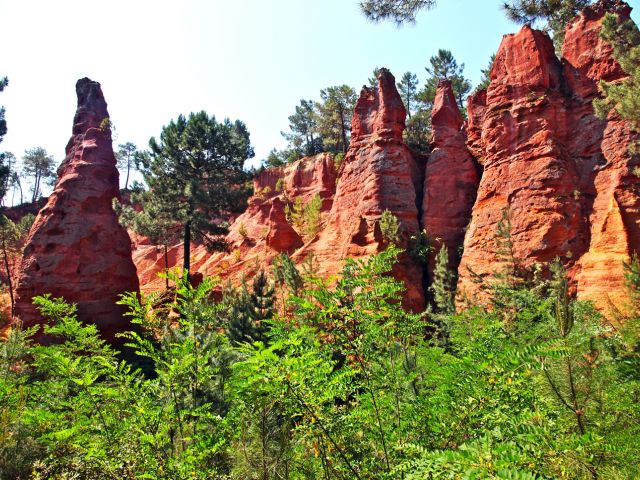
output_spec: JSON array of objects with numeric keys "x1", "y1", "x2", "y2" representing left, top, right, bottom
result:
[
  {"x1": 422, "y1": 80, "x2": 480, "y2": 279},
  {"x1": 307, "y1": 68, "x2": 425, "y2": 310},
  {"x1": 15, "y1": 78, "x2": 139, "y2": 343},
  {"x1": 457, "y1": 26, "x2": 581, "y2": 299}
]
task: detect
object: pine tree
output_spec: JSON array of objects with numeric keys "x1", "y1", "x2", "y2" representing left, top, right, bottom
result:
[
  {"x1": 21, "y1": 147, "x2": 56, "y2": 203},
  {"x1": 282, "y1": 99, "x2": 323, "y2": 157},
  {"x1": 116, "y1": 142, "x2": 137, "y2": 191},
  {"x1": 502, "y1": 0, "x2": 592, "y2": 48},
  {"x1": 419, "y1": 49, "x2": 471, "y2": 112},
  {"x1": 226, "y1": 270, "x2": 275, "y2": 345},
  {"x1": 594, "y1": 12, "x2": 640, "y2": 140},
  {"x1": 359, "y1": 0, "x2": 437, "y2": 24},
  {"x1": 430, "y1": 245, "x2": 455, "y2": 314},
  {"x1": 397, "y1": 71, "x2": 420, "y2": 118},
  {"x1": 0, "y1": 77, "x2": 7, "y2": 145},
  {"x1": 138, "y1": 111, "x2": 254, "y2": 280},
  {"x1": 316, "y1": 85, "x2": 357, "y2": 154},
  {"x1": 476, "y1": 54, "x2": 496, "y2": 92}
]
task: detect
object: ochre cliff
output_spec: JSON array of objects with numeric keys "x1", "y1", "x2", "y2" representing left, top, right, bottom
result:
[
  {"x1": 133, "y1": 1, "x2": 637, "y2": 315},
  {"x1": 422, "y1": 80, "x2": 480, "y2": 278},
  {"x1": 134, "y1": 70, "x2": 426, "y2": 310},
  {"x1": 14, "y1": 78, "x2": 140, "y2": 342},
  {"x1": 458, "y1": 0, "x2": 639, "y2": 311}
]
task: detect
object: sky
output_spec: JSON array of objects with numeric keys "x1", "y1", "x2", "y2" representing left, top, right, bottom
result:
[{"x1": 1, "y1": 0, "x2": 638, "y2": 196}]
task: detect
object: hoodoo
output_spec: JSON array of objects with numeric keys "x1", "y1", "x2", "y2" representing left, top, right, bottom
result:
[
  {"x1": 14, "y1": 78, "x2": 139, "y2": 343},
  {"x1": 457, "y1": 1, "x2": 639, "y2": 310},
  {"x1": 422, "y1": 80, "x2": 480, "y2": 278}
]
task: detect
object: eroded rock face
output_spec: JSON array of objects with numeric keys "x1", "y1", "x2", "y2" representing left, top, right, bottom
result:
[
  {"x1": 133, "y1": 153, "x2": 336, "y2": 293},
  {"x1": 458, "y1": 2, "x2": 639, "y2": 311},
  {"x1": 15, "y1": 78, "x2": 139, "y2": 342},
  {"x1": 422, "y1": 81, "x2": 479, "y2": 277},
  {"x1": 300, "y1": 69, "x2": 425, "y2": 310},
  {"x1": 133, "y1": 71, "x2": 425, "y2": 310}
]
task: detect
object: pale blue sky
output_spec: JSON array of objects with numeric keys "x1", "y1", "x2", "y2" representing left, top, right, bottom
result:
[{"x1": 1, "y1": 0, "x2": 638, "y2": 194}]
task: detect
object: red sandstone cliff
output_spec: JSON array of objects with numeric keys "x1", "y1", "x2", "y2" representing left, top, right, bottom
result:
[
  {"x1": 132, "y1": 2, "x2": 638, "y2": 315},
  {"x1": 14, "y1": 78, "x2": 140, "y2": 342},
  {"x1": 133, "y1": 70, "x2": 425, "y2": 309},
  {"x1": 458, "y1": 1, "x2": 639, "y2": 311},
  {"x1": 422, "y1": 80, "x2": 480, "y2": 278}
]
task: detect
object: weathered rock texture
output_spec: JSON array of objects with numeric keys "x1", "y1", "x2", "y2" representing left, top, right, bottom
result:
[
  {"x1": 134, "y1": 71, "x2": 425, "y2": 309},
  {"x1": 133, "y1": 153, "x2": 337, "y2": 293},
  {"x1": 458, "y1": 0, "x2": 640, "y2": 311},
  {"x1": 133, "y1": 2, "x2": 638, "y2": 315},
  {"x1": 15, "y1": 78, "x2": 139, "y2": 342},
  {"x1": 422, "y1": 81, "x2": 480, "y2": 278},
  {"x1": 295, "y1": 69, "x2": 425, "y2": 310}
]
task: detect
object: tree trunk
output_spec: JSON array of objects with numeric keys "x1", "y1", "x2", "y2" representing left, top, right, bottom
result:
[
  {"x1": 125, "y1": 160, "x2": 130, "y2": 191},
  {"x1": 164, "y1": 243, "x2": 169, "y2": 290},
  {"x1": 339, "y1": 107, "x2": 348, "y2": 154},
  {"x1": 2, "y1": 239, "x2": 14, "y2": 318},
  {"x1": 183, "y1": 220, "x2": 191, "y2": 283}
]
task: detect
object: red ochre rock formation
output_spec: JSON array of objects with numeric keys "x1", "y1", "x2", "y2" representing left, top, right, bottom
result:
[
  {"x1": 295, "y1": 68, "x2": 425, "y2": 311},
  {"x1": 134, "y1": 70, "x2": 425, "y2": 310},
  {"x1": 422, "y1": 81, "x2": 480, "y2": 278},
  {"x1": 134, "y1": 2, "x2": 637, "y2": 315},
  {"x1": 133, "y1": 153, "x2": 337, "y2": 293},
  {"x1": 14, "y1": 78, "x2": 140, "y2": 342},
  {"x1": 458, "y1": 1, "x2": 639, "y2": 312}
]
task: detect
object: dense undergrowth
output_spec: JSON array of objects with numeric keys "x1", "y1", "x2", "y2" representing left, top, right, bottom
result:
[{"x1": 1, "y1": 247, "x2": 639, "y2": 479}]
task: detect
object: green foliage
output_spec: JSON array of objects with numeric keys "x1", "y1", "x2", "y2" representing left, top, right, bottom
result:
[
  {"x1": 281, "y1": 99, "x2": 324, "y2": 158},
  {"x1": 0, "y1": 77, "x2": 7, "y2": 145},
  {"x1": 2, "y1": 248, "x2": 639, "y2": 479},
  {"x1": 359, "y1": 0, "x2": 437, "y2": 24},
  {"x1": 224, "y1": 270, "x2": 275, "y2": 346},
  {"x1": 21, "y1": 147, "x2": 56, "y2": 203},
  {"x1": 379, "y1": 209, "x2": 400, "y2": 244},
  {"x1": 430, "y1": 244, "x2": 455, "y2": 314},
  {"x1": 316, "y1": 85, "x2": 358, "y2": 155},
  {"x1": 139, "y1": 111, "x2": 254, "y2": 275},
  {"x1": 115, "y1": 142, "x2": 137, "y2": 191},
  {"x1": 397, "y1": 71, "x2": 420, "y2": 117},
  {"x1": 419, "y1": 49, "x2": 472, "y2": 112},
  {"x1": 409, "y1": 228, "x2": 433, "y2": 264},
  {"x1": 594, "y1": 11, "x2": 640, "y2": 145},
  {"x1": 502, "y1": 0, "x2": 593, "y2": 48},
  {"x1": 284, "y1": 193, "x2": 322, "y2": 240},
  {"x1": 0, "y1": 213, "x2": 34, "y2": 316},
  {"x1": 477, "y1": 53, "x2": 496, "y2": 92}
]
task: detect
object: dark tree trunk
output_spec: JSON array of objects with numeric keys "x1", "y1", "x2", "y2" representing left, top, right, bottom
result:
[
  {"x1": 164, "y1": 243, "x2": 169, "y2": 290},
  {"x1": 183, "y1": 220, "x2": 191, "y2": 283}
]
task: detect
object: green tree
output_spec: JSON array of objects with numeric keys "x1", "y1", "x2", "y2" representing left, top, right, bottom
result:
[
  {"x1": 430, "y1": 244, "x2": 455, "y2": 314},
  {"x1": 502, "y1": 0, "x2": 593, "y2": 47},
  {"x1": 114, "y1": 190, "x2": 178, "y2": 290},
  {"x1": 0, "y1": 77, "x2": 7, "y2": 144},
  {"x1": 139, "y1": 111, "x2": 254, "y2": 280},
  {"x1": 226, "y1": 270, "x2": 275, "y2": 346},
  {"x1": 379, "y1": 209, "x2": 400, "y2": 244},
  {"x1": 316, "y1": 85, "x2": 357, "y2": 154},
  {"x1": 476, "y1": 53, "x2": 496, "y2": 92},
  {"x1": 397, "y1": 71, "x2": 420, "y2": 117},
  {"x1": 282, "y1": 99, "x2": 323, "y2": 158},
  {"x1": 368, "y1": 66, "x2": 383, "y2": 87},
  {"x1": 21, "y1": 147, "x2": 56, "y2": 203},
  {"x1": 0, "y1": 151, "x2": 15, "y2": 205},
  {"x1": 115, "y1": 142, "x2": 137, "y2": 190},
  {"x1": 419, "y1": 49, "x2": 472, "y2": 111},
  {"x1": 0, "y1": 214, "x2": 34, "y2": 317},
  {"x1": 594, "y1": 11, "x2": 640, "y2": 139},
  {"x1": 360, "y1": 0, "x2": 436, "y2": 24}
]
